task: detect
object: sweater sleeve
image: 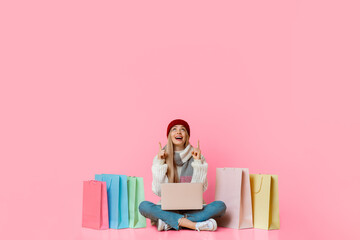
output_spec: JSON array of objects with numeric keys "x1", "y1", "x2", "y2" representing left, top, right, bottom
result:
[
  {"x1": 151, "y1": 155, "x2": 168, "y2": 197},
  {"x1": 190, "y1": 154, "x2": 208, "y2": 192}
]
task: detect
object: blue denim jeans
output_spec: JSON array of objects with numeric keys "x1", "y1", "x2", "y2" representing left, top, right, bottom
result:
[{"x1": 138, "y1": 200, "x2": 226, "y2": 230}]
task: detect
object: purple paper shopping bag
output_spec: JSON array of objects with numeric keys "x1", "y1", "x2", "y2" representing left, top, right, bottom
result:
[{"x1": 82, "y1": 180, "x2": 109, "y2": 229}]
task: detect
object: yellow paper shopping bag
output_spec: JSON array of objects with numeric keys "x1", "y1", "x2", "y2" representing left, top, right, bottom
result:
[{"x1": 250, "y1": 174, "x2": 280, "y2": 230}]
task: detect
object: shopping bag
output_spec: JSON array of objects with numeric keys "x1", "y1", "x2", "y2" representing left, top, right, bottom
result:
[
  {"x1": 215, "y1": 168, "x2": 253, "y2": 229},
  {"x1": 95, "y1": 174, "x2": 129, "y2": 229},
  {"x1": 250, "y1": 174, "x2": 280, "y2": 230},
  {"x1": 127, "y1": 177, "x2": 147, "y2": 228},
  {"x1": 82, "y1": 180, "x2": 109, "y2": 229}
]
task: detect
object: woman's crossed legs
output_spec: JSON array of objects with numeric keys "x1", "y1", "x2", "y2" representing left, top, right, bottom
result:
[{"x1": 139, "y1": 200, "x2": 226, "y2": 230}]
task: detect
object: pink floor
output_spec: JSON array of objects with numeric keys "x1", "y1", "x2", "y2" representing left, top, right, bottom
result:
[
  {"x1": 77, "y1": 223, "x2": 282, "y2": 240},
  {"x1": 15, "y1": 213, "x2": 331, "y2": 240}
]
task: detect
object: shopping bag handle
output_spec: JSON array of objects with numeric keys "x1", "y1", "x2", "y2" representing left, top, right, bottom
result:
[{"x1": 254, "y1": 175, "x2": 263, "y2": 194}]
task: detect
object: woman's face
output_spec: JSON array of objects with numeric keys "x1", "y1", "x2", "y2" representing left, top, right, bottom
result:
[{"x1": 170, "y1": 124, "x2": 187, "y2": 147}]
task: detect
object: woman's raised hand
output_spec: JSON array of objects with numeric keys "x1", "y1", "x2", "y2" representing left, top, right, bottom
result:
[
  {"x1": 158, "y1": 142, "x2": 168, "y2": 160},
  {"x1": 191, "y1": 140, "x2": 201, "y2": 160}
]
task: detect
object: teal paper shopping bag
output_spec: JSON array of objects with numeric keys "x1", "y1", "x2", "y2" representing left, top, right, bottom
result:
[
  {"x1": 127, "y1": 177, "x2": 146, "y2": 228},
  {"x1": 95, "y1": 174, "x2": 129, "y2": 229}
]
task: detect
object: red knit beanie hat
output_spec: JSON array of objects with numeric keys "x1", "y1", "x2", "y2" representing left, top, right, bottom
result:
[{"x1": 167, "y1": 119, "x2": 190, "y2": 137}]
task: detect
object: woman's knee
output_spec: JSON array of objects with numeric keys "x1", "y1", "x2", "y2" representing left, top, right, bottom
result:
[
  {"x1": 213, "y1": 201, "x2": 227, "y2": 213},
  {"x1": 138, "y1": 201, "x2": 154, "y2": 213}
]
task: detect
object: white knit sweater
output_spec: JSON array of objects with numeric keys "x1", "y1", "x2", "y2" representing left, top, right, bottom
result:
[{"x1": 151, "y1": 144, "x2": 208, "y2": 198}]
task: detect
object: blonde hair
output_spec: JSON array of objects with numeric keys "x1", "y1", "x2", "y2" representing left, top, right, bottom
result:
[{"x1": 165, "y1": 129, "x2": 190, "y2": 183}]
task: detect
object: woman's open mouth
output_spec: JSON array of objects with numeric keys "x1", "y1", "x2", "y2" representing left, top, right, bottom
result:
[{"x1": 175, "y1": 136, "x2": 183, "y2": 141}]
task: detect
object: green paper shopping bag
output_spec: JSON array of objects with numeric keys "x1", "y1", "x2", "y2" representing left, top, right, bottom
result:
[{"x1": 127, "y1": 177, "x2": 147, "y2": 228}]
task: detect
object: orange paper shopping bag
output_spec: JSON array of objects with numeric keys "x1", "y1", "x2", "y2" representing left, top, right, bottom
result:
[{"x1": 82, "y1": 180, "x2": 109, "y2": 229}]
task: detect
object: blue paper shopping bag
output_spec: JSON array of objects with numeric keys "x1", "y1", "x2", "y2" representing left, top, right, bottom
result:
[{"x1": 95, "y1": 174, "x2": 129, "y2": 229}]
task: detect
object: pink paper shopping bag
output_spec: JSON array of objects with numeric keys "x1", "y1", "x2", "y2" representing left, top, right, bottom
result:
[
  {"x1": 82, "y1": 180, "x2": 109, "y2": 229},
  {"x1": 215, "y1": 168, "x2": 253, "y2": 229}
]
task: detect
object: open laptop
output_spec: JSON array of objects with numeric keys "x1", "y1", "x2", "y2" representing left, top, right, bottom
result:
[{"x1": 161, "y1": 183, "x2": 203, "y2": 210}]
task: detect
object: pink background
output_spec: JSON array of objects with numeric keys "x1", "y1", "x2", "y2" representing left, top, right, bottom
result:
[{"x1": 1, "y1": 1, "x2": 359, "y2": 239}]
